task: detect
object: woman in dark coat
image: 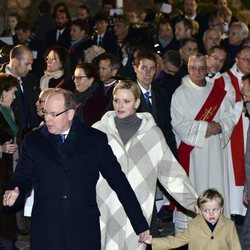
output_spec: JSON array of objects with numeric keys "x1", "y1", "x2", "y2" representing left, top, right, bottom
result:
[
  {"x1": 0, "y1": 73, "x2": 19, "y2": 249},
  {"x1": 40, "y1": 46, "x2": 75, "y2": 91},
  {"x1": 74, "y1": 62, "x2": 108, "y2": 126}
]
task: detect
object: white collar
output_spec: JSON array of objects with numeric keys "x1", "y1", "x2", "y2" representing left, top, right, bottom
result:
[{"x1": 137, "y1": 80, "x2": 152, "y2": 95}]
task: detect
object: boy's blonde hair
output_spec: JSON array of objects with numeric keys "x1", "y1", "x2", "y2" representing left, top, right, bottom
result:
[{"x1": 197, "y1": 188, "x2": 224, "y2": 208}]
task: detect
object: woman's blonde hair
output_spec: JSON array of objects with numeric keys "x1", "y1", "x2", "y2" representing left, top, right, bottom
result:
[{"x1": 113, "y1": 80, "x2": 141, "y2": 100}]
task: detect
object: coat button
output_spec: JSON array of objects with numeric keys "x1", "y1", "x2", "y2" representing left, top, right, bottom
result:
[
  {"x1": 211, "y1": 236, "x2": 214, "y2": 240},
  {"x1": 62, "y1": 195, "x2": 67, "y2": 199}
]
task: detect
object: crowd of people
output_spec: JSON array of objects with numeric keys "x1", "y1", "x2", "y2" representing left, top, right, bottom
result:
[{"x1": 0, "y1": 0, "x2": 250, "y2": 249}]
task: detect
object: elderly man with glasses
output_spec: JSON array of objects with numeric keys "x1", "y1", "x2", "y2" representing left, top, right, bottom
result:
[{"x1": 171, "y1": 54, "x2": 235, "y2": 234}]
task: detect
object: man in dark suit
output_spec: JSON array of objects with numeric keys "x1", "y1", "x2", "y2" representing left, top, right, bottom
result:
[
  {"x1": 0, "y1": 45, "x2": 41, "y2": 133},
  {"x1": 45, "y1": 10, "x2": 71, "y2": 49},
  {"x1": 133, "y1": 51, "x2": 177, "y2": 239},
  {"x1": 3, "y1": 88, "x2": 149, "y2": 250},
  {"x1": 134, "y1": 50, "x2": 177, "y2": 157},
  {"x1": 92, "y1": 12, "x2": 116, "y2": 54}
]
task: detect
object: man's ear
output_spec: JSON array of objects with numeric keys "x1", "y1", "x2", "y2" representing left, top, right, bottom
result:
[
  {"x1": 111, "y1": 69, "x2": 118, "y2": 77},
  {"x1": 68, "y1": 109, "x2": 75, "y2": 121}
]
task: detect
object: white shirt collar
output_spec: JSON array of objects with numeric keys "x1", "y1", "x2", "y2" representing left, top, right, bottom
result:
[{"x1": 137, "y1": 80, "x2": 152, "y2": 95}]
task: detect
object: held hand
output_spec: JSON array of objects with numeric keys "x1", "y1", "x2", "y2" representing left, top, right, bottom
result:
[
  {"x1": 138, "y1": 229, "x2": 150, "y2": 243},
  {"x1": 1, "y1": 140, "x2": 18, "y2": 154},
  {"x1": 3, "y1": 187, "x2": 19, "y2": 207},
  {"x1": 143, "y1": 234, "x2": 153, "y2": 244}
]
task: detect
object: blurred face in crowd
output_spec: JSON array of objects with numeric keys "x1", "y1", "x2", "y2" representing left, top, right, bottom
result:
[
  {"x1": 73, "y1": 67, "x2": 94, "y2": 93},
  {"x1": 203, "y1": 29, "x2": 221, "y2": 52},
  {"x1": 16, "y1": 29, "x2": 31, "y2": 44},
  {"x1": 126, "y1": 11, "x2": 140, "y2": 24},
  {"x1": 218, "y1": 8, "x2": 232, "y2": 23},
  {"x1": 8, "y1": 16, "x2": 18, "y2": 30},
  {"x1": 184, "y1": 0, "x2": 197, "y2": 17},
  {"x1": 236, "y1": 47, "x2": 250, "y2": 75},
  {"x1": 77, "y1": 8, "x2": 89, "y2": 20},
  {"x1": 56, "y1": 12, "x2": 69, "y2": 30},
  {"x1": 158, "y1": 23, "x2": 173, "y2": 40},
  {"x1": 241, "y1": 79, "x2": 250, "y2": 103},
  {"x1": 209, "y1": 16, "x2": 224, "y2": 34},
  {"x1": 94, "y1": 20, "x2": 108, "y2": 35},
  {"x1": 36, "y1": 90, "x2": 52, "y2": 117},
  {"x1": 134, "y1": 59, "x2": 156, "y2": 90},
  {"x1": 46, "y1": 50, "x2": 62, "y2": 73},
  {"x1": 99, "y1": 59, "x2": 114, "y2": 83},
  {"x1": 229, "y1": 24, "x2": 244, "y2": 46},
  {"x1": 113, "y1": 88, "x2": 140, "y2": 119},
  {"x1": 103, "y1": 3, "x2": 113, "y2": 16},
  {"x1": 180, "y1": 41, "x2": 198, "y2": 63},
  {"x1": 113, "y1": 20, "x2": 129, "y2": 40},
  {"x1": 206, "y1": 48, "x2": 226, "y2": 74},
  {"x1": 164, "y1": 62, "x2": 180, "y2": 76},
  {"x1": 188, "y1": 57, "x2": 207, "y2": 86},
  {"x1": 216, "y1": 0, "x2": 228, "y2": 11},
  {"x1": 70, "y1": 25, "x2": 85, "y2": 41},
  {"x1": 1, "y1": 87, "x2": 16, "y2": 107},
  {"x1": 175, "y1": 21, "x2": 191, "y2": 41}
]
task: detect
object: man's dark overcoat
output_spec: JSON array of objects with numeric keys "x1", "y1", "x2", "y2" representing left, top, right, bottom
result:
[{"x1": 8, "y1": 118, "x2": 148, "y2": 250}]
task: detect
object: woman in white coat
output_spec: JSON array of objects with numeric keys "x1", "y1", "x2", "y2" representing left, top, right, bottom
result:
[{"x1": 93, "y1": 80, "x2": 198, "y2": 250}]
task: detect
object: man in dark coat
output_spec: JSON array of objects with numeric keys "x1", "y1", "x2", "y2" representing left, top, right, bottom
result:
[
  {"x1": 3, "y1": 88, "x2": 149, "y2": 250},
  {"x1": 0, "y1": 45, "x2": 41, "y2": 133}
]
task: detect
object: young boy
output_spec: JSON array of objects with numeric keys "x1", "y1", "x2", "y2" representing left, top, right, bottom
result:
[{"x1": 144, "y1": 188, "x2": 241, "y2": 250}]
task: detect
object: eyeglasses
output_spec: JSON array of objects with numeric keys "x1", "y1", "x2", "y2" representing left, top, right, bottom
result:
[
  {"x1": 42, "y1": 108, "x2": 72, "y2": 117},
  {"x1": 242, "y1": 92, "x2": 250, "y2": 101},
  {"x1": 209, "y1": 55, "x2": 225, "y2": 65},
  {"x1": 45, "y1": 56, "x2": 58, "y2": 62},
  {"x1": 72, "y1": 75, "x2": 88, "y2": 81},
  {"x1": 188, "y1": 66, "x2": 207, "y2": 72},
  {"x1": 237, "y1": 57, "x2": 250, "y2": 64},
  {"x1": 38, "y1": 98, "x2": 46, "y2": 104}
]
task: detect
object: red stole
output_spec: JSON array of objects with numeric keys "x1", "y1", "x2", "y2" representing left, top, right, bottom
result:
[
  {"x1": 178, "y1": 83, "x2": 226, "y2": 175},
  {"x1": 227, "y1": 70, "x2": 245, "y2": 185},
  {"x1": 214, "y1": 76, "x2": 225, "y2": 90}
]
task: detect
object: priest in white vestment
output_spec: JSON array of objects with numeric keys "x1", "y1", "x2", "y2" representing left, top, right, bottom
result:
[
  {"x1": 222, "y1": 46, "x2": 250, "y2": 217},
  {"x1": 171, "y1": 54, "x2": 235, "y2": 233}
]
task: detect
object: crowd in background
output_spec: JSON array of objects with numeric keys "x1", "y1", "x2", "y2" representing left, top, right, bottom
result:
[{"x1": 0, "y1": 0, "x2": 250, "y2": 249}]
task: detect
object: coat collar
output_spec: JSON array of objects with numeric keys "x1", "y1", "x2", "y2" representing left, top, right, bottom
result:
[{"x1": 40, "y1": 117, "x2": 86, "y2": 165}]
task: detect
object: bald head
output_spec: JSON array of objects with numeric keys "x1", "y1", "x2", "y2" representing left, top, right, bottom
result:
[
  {"x1": 203, "y1": 28, "x2": 221, "y2": 52},
  {"x1": 8, "y1": 45, "x2": 33, "y2": 77},
  {"x1": 44, "y1": 89, "x2": 76, "y2": 134}
]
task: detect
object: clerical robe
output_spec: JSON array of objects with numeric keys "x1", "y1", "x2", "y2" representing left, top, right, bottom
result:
[
  {"x1": 171, "y1": 75, "x2": 235, "y2": 218},
  {"x1": 223, "y1": 63, "x2": 248, "y2": 216}
]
